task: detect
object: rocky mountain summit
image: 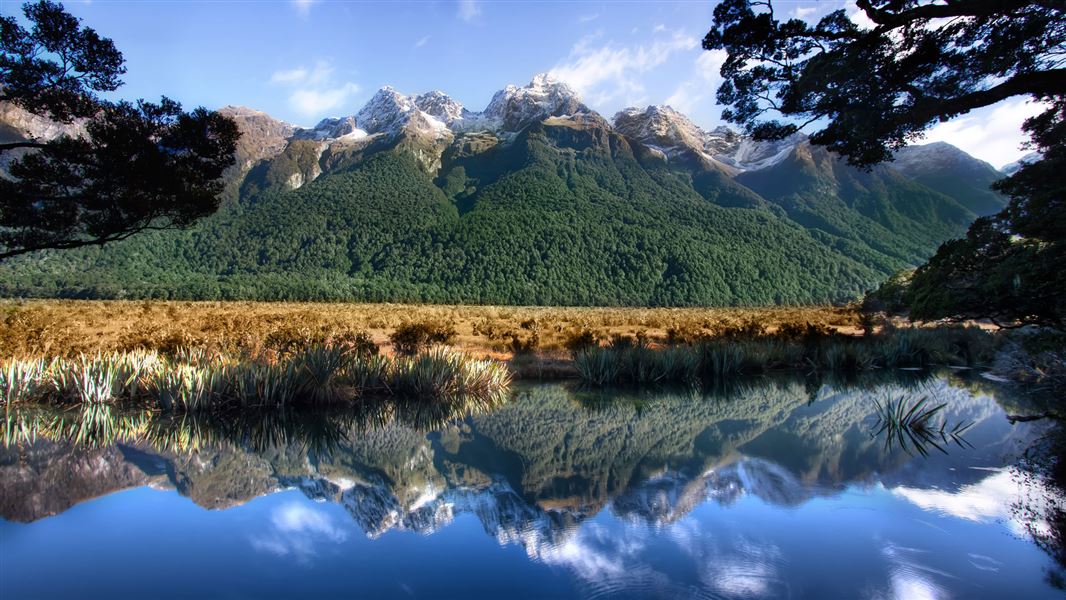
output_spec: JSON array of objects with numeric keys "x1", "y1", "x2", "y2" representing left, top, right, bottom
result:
[{"x1": 611, "y1": 104, "x2": 802, "y2": 173}]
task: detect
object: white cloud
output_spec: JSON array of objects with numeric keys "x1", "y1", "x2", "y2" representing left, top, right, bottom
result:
[
  {"x1": 270, "y1": 67, "x2": 309, "y2": 85},
  {"x1": 550, "y1": 30, "x2": 698, "y2": 108},
  {"x1": 269, "y1": 60, "x2": 360, "y2": 119},
  {"x1": 793, "y1": 6, "x2": 818, "y2": 20},
  {"x1": 578, "y1": 14, "x2": 599, "y2": 24},
  {"x1": 653, "y1": 24, "x2": 667, "y2": 33},
  {"x1": 893, "y1": 468, "x2": 1055, "y2": 539},
  {"x1": 291, "y1": 0, "x2": 317, "y2": 17},
  {"x1": 457, "y1": 0, "x2": 481, "y2": 22},
  {"x1": 664, "y1": 49, "x2": 728, "y2": 114},
  {"x1": 249, "y1": 502, "x2": 349, "y2": 563},
  {"x1": 289, "y1": 84, "x2": 360, "y2": 117},
  {"x1": 414, "y1": 35, "x2": 430, "y2": 49},
  {"x1": 920, "y1": 98, "x2": 1047, "y2": 168}
]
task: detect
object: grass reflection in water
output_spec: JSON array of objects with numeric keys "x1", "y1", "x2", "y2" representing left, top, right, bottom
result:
[{"x1": 872, "y1": 395, "x2": 975, "y2": 457}]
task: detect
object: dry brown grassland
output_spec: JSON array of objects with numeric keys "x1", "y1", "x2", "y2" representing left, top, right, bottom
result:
[{"x1": 0, "y1": 300, "x2": 860, "y2": 370}]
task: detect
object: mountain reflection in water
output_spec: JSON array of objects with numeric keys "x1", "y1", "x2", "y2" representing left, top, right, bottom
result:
[{"x1": 1, "y1": 374, "x2": 1062, "y2": 599}]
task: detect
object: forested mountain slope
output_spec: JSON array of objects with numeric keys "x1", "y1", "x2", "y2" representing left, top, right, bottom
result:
[{"x1": 0, "y1": 75, "x2": 1003, "y2": 306}]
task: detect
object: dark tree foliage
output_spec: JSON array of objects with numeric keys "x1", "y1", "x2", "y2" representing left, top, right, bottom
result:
[
  {"x1": 705, "y1": 0, "x2": 1064, "y2": 327},
  {"x1": 907, "y1": 100, "x2": 1065, "y2": 328},
  {"x1": 0, "y1": 1, "x2": 239, "y2": 260},
  {"x1": 0, "y1": 98, "x2": 240, "y2": 259},
  {"x1": 0, "y1": 0, "x2": 124, "y2": 123},
  {"x1": 704, "y1": 0, "x2": 1065, "y2": 166}
]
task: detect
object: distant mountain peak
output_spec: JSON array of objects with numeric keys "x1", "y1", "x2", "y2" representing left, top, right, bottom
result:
[
  {"x1": 612, "y1": 103, "x2": 797, "y2": 173},
  {"x1": 1001, "y1": 151, "x2": 1041, "y2": 175},
  {"x1": 355, "y1": 86, "x2": 419, "y2": 136},
  {"x1": 483, "y1": 73, "x2": 591, "y2": 132},
  {"x1": 413, "y1": 90, "x2": 468, "y2": 125}
]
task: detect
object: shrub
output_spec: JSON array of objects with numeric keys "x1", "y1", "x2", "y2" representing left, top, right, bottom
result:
[
  {"x1": 564, "y1": 328, "x2": 600, "y2": 354},
  {"x1": 389, "y1": 321, "x2": 457, "y2": 356},
  {"x1": 334, "y1": 331, "x2": 379, "y2": 357}
]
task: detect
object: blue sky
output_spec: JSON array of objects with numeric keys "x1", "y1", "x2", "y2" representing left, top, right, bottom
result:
[{"x1": 0, "y1": 0, "x2": 1042, "y2": 167}]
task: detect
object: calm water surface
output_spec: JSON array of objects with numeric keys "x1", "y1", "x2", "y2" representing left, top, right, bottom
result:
[{"x1": 1, "y1": 375, "x2": 1062, "y2": 599}]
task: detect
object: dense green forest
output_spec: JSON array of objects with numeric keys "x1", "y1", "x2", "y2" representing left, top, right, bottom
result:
[{"x1": 0, "y1": 118, "x2": 986, "y2": 306}]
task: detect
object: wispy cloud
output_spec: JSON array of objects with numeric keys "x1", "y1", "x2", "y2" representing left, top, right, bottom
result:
[
  {"x1": 578, "y1": 14, "x2": 599, "y2": 24},
  {"x1": 249, "y1": 502, "x2": 349, "y2": 564},
  {"x1": 664, "y1": 49, "x2": 728, "y2": 114},
  {"x1": 414, "y1": 35, "x2": 430, "y2": 49},
  {"x1": 792, "y1": 6, "x2": 818, "y2": 20},
  {"x1": 550, "y1": 30, "x2": 698, "y2": 107},
  {"x1": 269, "y1": 60, "x2": 360, "y2": 119},
  {"x1": 457, "y1": 0, "x2": 481, "y2": 22},
  {"x1": 290, "y1": 0, "x2": 317, "y2": 18},
  {"x1": 653, "y1": 24, "x2": 666, "y2": 33}
]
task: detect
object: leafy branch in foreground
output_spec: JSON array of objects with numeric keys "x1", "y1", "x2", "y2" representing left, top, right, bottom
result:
[
  {"x1": 703, "y1": 0, "x2": 1064, "y2": 166},
  {"x1": 0, "y1": 1, "x2": 239, "y2": 259}
]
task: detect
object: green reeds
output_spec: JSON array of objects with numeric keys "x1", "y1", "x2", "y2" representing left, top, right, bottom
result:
[
  {"x1": 1, "y1": 344, "x2": 512, "y2": 412},
  {"x1": 0, "y1": 358, "x2": 48, "y2": 405},
  {"x1": 387, "y1": 347, "x2": 512, "y2": 399}
]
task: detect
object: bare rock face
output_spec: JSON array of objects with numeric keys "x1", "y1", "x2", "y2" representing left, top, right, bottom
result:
[
  {"x1": 216, "y1": 105, "x2": 297, "y2": 173},
  {"x1": 0, "y1": 102, "x2": 83, "y2": 143},
  {"x1": 0, "y1": 102, "x2": 85, "y2": 176}
]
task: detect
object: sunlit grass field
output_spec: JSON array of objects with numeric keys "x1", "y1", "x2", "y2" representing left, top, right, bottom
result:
[{"x1": 1, "y1": 300, "x2": 861, "y2": 359}]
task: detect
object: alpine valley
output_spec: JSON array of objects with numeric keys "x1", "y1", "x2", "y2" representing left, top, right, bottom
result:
[{"x1": 0, "y1": 74, "x2": 1009, "y2": 305}]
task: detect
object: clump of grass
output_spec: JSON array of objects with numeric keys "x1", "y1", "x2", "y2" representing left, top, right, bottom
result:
[
  {"x1": 574, "y1": 347, "x2": 622, "y2": 385},
  {"x1": 0, "y1": 358, "x2": 49, "y2": 405},
  {"x1": 346, "y1": 354, "x2": 389, "y2": 390},
  {"x1": 291, "y1": 344, "x2": 351, "y2": 403},
  {"x1": 230, "y1": 362, "x2": 301, "y2": 407},
  {"x1": 68, "y1": 357, "x2": 118, "y2": 403},
  {"x1": 388, "y1": 347, "x2": 511, "y2": 398},
  {"x1": 872, "y1": 395, "x2": 974, "y2": 457},
  {"x1": 564, "y1": 328, "x2": 601, "y2": 354}
]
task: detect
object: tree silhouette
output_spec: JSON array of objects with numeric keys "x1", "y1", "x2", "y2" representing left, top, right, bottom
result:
[
  {"x1": 706, "y1": 0, "x2": 1064, "y2": 328},
  {"x1": 0, "y1": 1, "x2": 239, "y2": 260},
  {"x1": 704, "y1": 0, "x2": 1063, "y2": 166}
]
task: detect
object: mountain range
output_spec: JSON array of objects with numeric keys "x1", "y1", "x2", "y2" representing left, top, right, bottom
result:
[{"x1": 0, "y1": 74, "x2": 1011, "y2": 305}]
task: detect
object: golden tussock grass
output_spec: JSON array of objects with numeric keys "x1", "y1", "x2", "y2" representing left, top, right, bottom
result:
[{"x1": 0, "y1": 299, "x2": 861, "y2": 360}]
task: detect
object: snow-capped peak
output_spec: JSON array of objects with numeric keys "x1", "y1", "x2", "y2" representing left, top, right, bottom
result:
[
  {"x1": 613, "y1": 105, "x2": 708, "y2": 155},
  {"x1": 414, "y1": 91, "x2": 469, "y2": 125},
  {"x1": 483, "y1": 73, "x2": 591, "y2": 132},
  {"x1": 355, "y1": 86, "x2": 419, "y2": 136}
]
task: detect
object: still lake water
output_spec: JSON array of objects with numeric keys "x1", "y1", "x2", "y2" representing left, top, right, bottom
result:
[{"x1": 1, "y1": 374, "x2": 1062, "y2": 599}]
